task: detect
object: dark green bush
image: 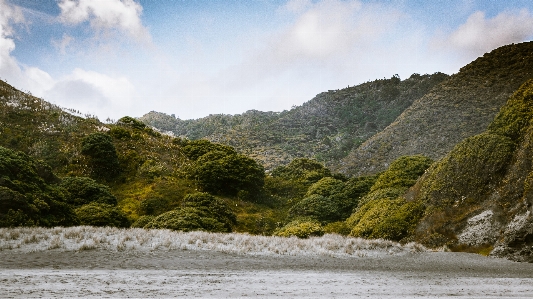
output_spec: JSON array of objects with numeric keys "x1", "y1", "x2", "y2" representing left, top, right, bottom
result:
[
  {"x1": 143, "y1": 207, "x2": 227, "y2": 232},
  {"x1": 131, "y1": 215, "x2": 155, "y2": 228},
  {"x1": 138, "y1": 197, "x2": 170, "y2": 216},
  {"x1": 288, "y1": 194, "x2": 343, "y2": 223},
  {"x1": 75, "y1": 203, "x2": 130, "y2": 227},
  {"x1": 0, "y1": 146, "x2": 78, "y2": 227},
  {"x1": 60, "y1": 176, "x2": 117, "y2": 207},
  {"x1": 143, "y1": 192, "x2": 236, "y2": 232},
  {"x1": 191, "y1": 152, "x2": 265, "y2": 197}
]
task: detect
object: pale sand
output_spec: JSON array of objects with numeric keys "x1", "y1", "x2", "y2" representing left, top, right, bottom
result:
[{"x1": 1, "y1": 250, "x2": 533, "y2": 298}]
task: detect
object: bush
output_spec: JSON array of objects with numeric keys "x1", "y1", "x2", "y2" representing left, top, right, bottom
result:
[
  {"x1": 143, "y1": 192, "x2": 236, "y2": 232},
  {"x1": 60, "y1": 176, "x2": 117, "y2": 207},
  {"x1": 182, "y1": 140, "x2": 236, "y2": 161},
  {"x1": 81, "y1": 133, "x2": 120, "y2": 180},
  {"x1": 138, "y1": 197, "x2": 170, "y2": 216},
  {"x1": 323, "y1": 221, "x2": 351, "y2": 236},
  {"x1": 75, "y1": 203, "x2": 130, "y2": 227},
  {"x1": 273, "y1": 219, "x2": 324, "y2": 238},
  {"x1": 347, "y1": 198, "x2": 424, "y2": 241},
  {"x1": 370, "y1": 155, "x2": 433, "y2": 192}
]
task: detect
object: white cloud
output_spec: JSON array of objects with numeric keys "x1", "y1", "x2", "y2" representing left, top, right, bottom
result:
[
  {"x1": 434, "y1": 9, "x2": 533, "y2": 57},
  {"x1": 215, "y1": 0, "x2": 405, "y2": 95},
  {"x1": 0, "y1": 0, "x2": 24, "y2": 83},
  {"x1": 58, "y1": 0, "x2": 149, "y2": 41}
]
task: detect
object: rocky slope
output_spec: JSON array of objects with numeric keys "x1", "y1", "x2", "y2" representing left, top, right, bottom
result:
[{"x1": 140, "y1": 73, "x2": 448, "y2": 170}]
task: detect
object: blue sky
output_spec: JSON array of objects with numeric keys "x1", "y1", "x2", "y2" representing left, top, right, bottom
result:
[{"x1": 1, "y1": 0, "x2": 533, "y2": 120}]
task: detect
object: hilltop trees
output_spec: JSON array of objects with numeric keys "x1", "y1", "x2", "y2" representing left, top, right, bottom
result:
[{"x1": 81, "y1": 133, "x2": 120, "y2": 180}]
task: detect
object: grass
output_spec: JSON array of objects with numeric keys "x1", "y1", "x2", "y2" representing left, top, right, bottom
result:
[{"x1": 0, "y1": 226, "x2": 426, "y2": 257}]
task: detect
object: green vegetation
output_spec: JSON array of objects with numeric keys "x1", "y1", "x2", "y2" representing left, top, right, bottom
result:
[{"x1": 4, "y1": 43, "x2": 533, "y2": 262}]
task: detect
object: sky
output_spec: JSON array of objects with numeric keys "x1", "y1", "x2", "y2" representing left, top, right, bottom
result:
[{"x1": 1, "y1": 0, "x2": 533, "y2": 121}]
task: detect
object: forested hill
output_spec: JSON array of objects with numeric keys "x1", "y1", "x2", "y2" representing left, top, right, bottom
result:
[
  {"x1": 335, "y1": 42, "x2": 533, "y2": 176},
  {"x1": 140, "y1": 73, "x2": 448, "y2": 170}
]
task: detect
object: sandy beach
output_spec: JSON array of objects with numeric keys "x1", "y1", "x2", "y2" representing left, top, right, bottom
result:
[{"x1": 2, "y1": 249, "x2": 533, "y2": 298}]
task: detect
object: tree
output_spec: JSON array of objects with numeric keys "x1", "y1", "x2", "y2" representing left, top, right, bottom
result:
[{"x1": 81, "y1": 133, "x2": 120, "y2": 180}]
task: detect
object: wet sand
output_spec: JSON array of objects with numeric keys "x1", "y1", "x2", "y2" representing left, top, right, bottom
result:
[{"x1": 1, "y1": 249, "x2": 533, "y2": 298}]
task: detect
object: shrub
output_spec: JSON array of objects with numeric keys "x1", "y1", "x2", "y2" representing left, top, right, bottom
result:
[
  {"x1": 271, "y1": 158, "x2": 331, "y2": 185},
  {"x1": 143, "y1": 207, "x2": 229, "y2": 232},
  {"x1": 305, "y1": 177, "x2": 344, "y2": 198},
  {"x1": 273, "y1": 219, "x2": 324, "y2": 238},
  {"x1": 0, "y1": 146, "x2": 78, "y2": 227},
  {"x1": 370, "y1": 155, "x2": 433, "y2": 192},
  {"x1": 288, "y1": 194, "x2": 343, "y2": 223},
  {"x1": 75, "y1": 203, "x2": 130, "y2": 227},
  {"x1": 60, "y1": 176, "x2": 117, "y2": 207},
  {"x1": 138, "y1": 197, "x2": 170, "y2": 216},
  {"x1": 323, "y1": 221, "x2": 351, "y2": 236},
  {"x1": 419, "y1": 133, "x2": 515, "y2": 207},
  {"x1": 488, "y1": 79, "x2": 533, "y2": 140}
]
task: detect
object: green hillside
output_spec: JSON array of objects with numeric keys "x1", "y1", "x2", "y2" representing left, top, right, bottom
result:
[
  {"x1": 335, "y1": 42, "x2": 533, "y2": 176},
  {"x1": 140, "y1": 73, "x2": 448, "y2": 170}
]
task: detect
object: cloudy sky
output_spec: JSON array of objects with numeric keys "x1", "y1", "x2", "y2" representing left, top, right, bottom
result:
[{"x1": 1, "y1": 0, "x2": 533, "y2": 120}]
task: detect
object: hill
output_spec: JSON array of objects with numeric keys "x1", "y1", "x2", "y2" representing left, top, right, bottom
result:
[
  {"x1": 335, "y1": 42, "x2": 533, "y2": 176},
  {"x1": 140, "y1": 73, "x2": 448, "y2": 170}
]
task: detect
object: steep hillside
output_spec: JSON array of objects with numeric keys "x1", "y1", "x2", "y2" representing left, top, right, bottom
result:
[
  {"x1": 336, "y1": 42, "x2": 533, "y2": 176},
  {"x1": 141, "y1": 73, "x2": 448, "y2": 170},
  {"x1": 407, "y1": 79, "x2": 533, "y2": 262}
]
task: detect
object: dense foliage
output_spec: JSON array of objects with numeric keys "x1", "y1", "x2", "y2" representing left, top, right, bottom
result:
[{"x1": 0, "y1": 146, "x2": 78, "y2": 227}]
